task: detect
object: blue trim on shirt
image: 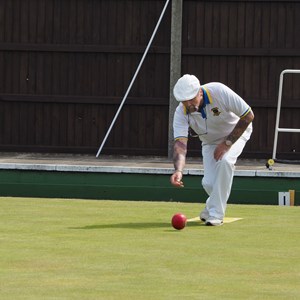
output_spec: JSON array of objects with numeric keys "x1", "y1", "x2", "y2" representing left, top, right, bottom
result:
[{"x1": 199, "y1": 88, "x2": 210, "y2": 119}]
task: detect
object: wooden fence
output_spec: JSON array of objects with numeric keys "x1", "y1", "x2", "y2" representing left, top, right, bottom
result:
[{"x1": 0, "y1": 0, "x2": 299, "y2": 159}]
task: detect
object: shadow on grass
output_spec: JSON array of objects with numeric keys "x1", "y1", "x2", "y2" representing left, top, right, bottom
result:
[{"x1": 70, "y1": 221, "x2": 204, "y2": 230}]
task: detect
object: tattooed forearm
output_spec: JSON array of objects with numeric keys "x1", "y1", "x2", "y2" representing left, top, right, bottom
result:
[
  {"x1": 226, "y1": 110, "x2": 254, "y2": 144},
  {"x1": 173, "y1": 139, "x2": 187, "y2": 171}
]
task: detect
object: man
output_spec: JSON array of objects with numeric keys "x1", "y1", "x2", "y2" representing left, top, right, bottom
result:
[{"x1": 170, "y1": 74, "x2": 254, "y2": 226}]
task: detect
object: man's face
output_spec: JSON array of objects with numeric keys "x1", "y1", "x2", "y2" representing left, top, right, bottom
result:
[{"x1": 182, "y1": 89, "x2": 203, "y2": 113}]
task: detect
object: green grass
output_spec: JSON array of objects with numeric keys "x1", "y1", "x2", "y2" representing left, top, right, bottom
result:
[{"x1": 0, "y1": 197, "x2": 299, "y2": 300}]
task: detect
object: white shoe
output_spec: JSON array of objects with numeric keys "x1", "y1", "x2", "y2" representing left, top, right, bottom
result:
[
  {"x1": 200, "y1": 208, "x2": 209, "y2": 222},
  {"x1": 205, "y1": 217, "x2": 223, "y2": 226}
]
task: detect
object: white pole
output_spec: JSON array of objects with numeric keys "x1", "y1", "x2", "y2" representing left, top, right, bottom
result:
[
  {"x1": 96, "y1": 0, "x2": 170, "y2": 157},
  {"x1": 272, "y1": 71, "x2": 284, "y2": 160},
  {"x1": 272, "y1": 69, "x2": 300, "y2": 160}
]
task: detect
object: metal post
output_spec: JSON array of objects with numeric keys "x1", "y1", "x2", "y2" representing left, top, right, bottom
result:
[
  {"x1": 272, "y1": 71, "x2": 284, "y2": 160},
  {"x1": 272, "y1": 69, "x2": 300, "y2": 161}
]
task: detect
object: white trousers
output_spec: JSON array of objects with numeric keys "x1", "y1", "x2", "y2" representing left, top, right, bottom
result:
[{"x1": 201, "y1": 137, "x2": 247, "y2": 219}]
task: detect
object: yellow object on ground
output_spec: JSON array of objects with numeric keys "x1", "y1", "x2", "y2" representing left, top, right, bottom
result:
[{"x1": 187, "y1": 217, "x2": 243, "y2": 223}]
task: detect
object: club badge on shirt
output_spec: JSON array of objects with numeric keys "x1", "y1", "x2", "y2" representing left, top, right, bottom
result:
[{"x1": 211, "y1": 107, "x2": 221, "y2": 116}]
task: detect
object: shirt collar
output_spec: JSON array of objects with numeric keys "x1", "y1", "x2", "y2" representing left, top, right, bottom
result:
[{"x1": 199, "y1": 87, "x2": 211, "y2": 119}]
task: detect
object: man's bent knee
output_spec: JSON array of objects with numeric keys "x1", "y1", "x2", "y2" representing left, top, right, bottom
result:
[{"x1": 202, "y1": 178, "x2": 213, "y2": 195}]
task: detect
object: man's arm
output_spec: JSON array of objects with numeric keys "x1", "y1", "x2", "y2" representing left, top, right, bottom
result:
[
  {"x1": 225, "y1": 110, "x2": 254, "y2": 145},
  {"x1": 170, "y1": 138, "x2": 188, "y2": 187},
  {"x1": 214, "y1": 110, "x2": 254, "y2": 161}
]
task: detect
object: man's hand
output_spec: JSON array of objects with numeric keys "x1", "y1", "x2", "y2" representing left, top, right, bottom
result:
[
  {"x1": 214, "y1": 142, "x2": 231, "y2": 161},
  {"x1": 170, "y1": 171, "x2": 184, "y2": 187}
]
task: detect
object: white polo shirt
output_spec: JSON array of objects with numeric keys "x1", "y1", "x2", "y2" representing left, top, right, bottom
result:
[{"x1": 173, "y1": 82, "x2": 253, "y2": 145}]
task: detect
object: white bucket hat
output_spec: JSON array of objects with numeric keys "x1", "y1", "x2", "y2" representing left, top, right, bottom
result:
[{"x1": 173, "y1": 74, "x2": 200, "y2": 102}]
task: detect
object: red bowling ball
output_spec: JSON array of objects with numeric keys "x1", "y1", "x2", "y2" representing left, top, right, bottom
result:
[{"x1": 171, "y1": 213, "x2": 187, "y2": 230}]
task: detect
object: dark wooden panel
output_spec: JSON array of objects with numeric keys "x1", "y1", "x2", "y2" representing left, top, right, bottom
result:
[
  {"x1": 0, "y1": 0, "x2": 170, "y2": 47},
  {"x1": 0, "y1": 0, "x2": 300, "y2": 158},
  {"x1": 0, "y1": 100, "x2": 169, "y2": 155},
  {"x1": 0, "y1": 51, "x2": 169, "y2": 98},
  {"x1": 181, "y1": 0, "x2": 300, "y2": 158},
  {"x1": 0, "y1": 0, "x2": 171, "y2": 156}
]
